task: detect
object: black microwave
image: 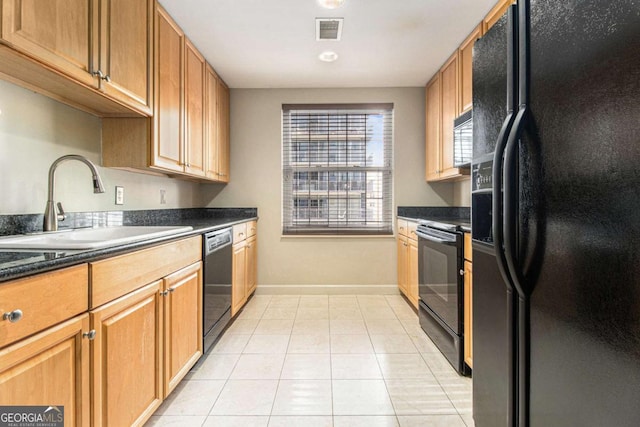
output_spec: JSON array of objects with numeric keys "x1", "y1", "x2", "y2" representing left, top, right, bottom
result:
[{"x1": 453, "y1": 110, "x2": 472, "y2": 167}]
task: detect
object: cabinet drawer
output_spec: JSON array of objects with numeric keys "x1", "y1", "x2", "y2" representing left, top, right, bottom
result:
[
  {"x1": 397, "y1": 219, "x2": 408, "y2": 237},
  {"x1": 407, "y1": 221, "x2": 418, "y2": 241},
  {"x1": 246, "y1": 220, "x2": 257, "y2": 238},
  {"x1": 233, "y1": 223, "x2": 247, "y2": 243},
  {"x1": 90, "y1": 236, "x2": 201, "y2": 308},
  {"x1": 0, "y1": 264, "x2": 88, "y2": 348}
]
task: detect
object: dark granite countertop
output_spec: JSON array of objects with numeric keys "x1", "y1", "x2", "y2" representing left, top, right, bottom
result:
[
  {"x1": 0, "y1": 208, "x2": 257, "y2": 283},
  {"x1": 397, "y1": 206, "x2": 471, "y2": 232}
]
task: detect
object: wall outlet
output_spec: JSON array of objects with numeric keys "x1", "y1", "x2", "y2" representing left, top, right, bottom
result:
[
  {"x1": 115, "y1": 186, "x2": 124, "y2": 205},
  {"x1": 160, "y1": 189, "x2": 166, "y2": 204}
]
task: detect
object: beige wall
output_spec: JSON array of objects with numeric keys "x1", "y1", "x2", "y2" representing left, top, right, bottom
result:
[
  {"x1": 454, "y1": 179, "x2": 471, "y2": 207},
  {"x1": 0, "y1": 80, "x2": 199, "y2": 215},
  {"x1": 200, "y1": 87, "x2": 458, "y2": 288}
]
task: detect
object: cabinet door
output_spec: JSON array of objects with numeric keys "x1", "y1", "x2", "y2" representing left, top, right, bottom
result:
[
  {"x1": 99, "y1": 0, "x2": 153, "y2": 114},
  {"x1": 184, "y1": 40, "x2": 206, "y2": 177},
  {"x1": 397, "y1": 236, "x2": 408, "y2": 296},
  {"x1": 439, "y1": 52, "x2": 459, "y2": 177},
  {"x1": 425, "y1": 75, "x2": 441, "y2": 181},
  {"x1": 464, "y1": 260, "x2": 473, "y2": 369},
  {"x1": 163, "y1": 262, "x2": 203, "y2": 397},
  {"x1": 459, "y1": 24, "x2": 483, "y2": 114},
  {"x1": 205, "y1": 65, "x2": 219, "y2": 179},
  {"x1": 408, "y1": 238, "x2": 419, "y2": 309},
  {"x1": 90, "y1": 281, "x2": 163, "y2": 427},
  {"x1": 153, "y1": 5, "x2": 184, "y2": 173},
  {"x1": 216, "y1": 79, "x2": 230, "y2": 182},
  {"x1": 231, "y1": 242, "x2": 247, "y2": 316},
  {"x1": 0, "y1": 314, "x2": 90, "y2": 427},
  {"x1": 0, "y1": 0, "x2": 97, "y2": 87},
  {"x1": 246, "y1": 235, "x2": 257, "y2": 296}
]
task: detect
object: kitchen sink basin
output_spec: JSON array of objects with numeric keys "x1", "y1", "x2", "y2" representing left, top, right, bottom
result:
[{"x1": 0, "y1": 226, "x2": 194, "y2": 250}]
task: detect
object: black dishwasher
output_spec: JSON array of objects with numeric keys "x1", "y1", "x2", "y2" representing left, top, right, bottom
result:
[{"x1": 202, "y1": 227, "x2": 233, "y2": 353}]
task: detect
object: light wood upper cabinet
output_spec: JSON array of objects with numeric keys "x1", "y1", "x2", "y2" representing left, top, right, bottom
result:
[
  {"x1": 459, "y1": 24, "x2": 483, "y2": 114},
  {"x1": 184, "y1": 39, "x2": 206, "y2": 177},
  {"x1": 425, "y1": 54, "x2": 469, "y2": 182},
  {"x1": 0, "y1": 0, "x2": 96, "y2": 86},
  {"x1": 425, "y1": 75, "x2": 441, "y2": 181},
  {"x1": 483, "y1": 0, "x2": 516, "y2": 33},
  {"x1": 102, "y1": 3, "x2": 230, "y2": 182},
  {"x1": 90, "y1": 281, "x2": 163, "y2": 427},
  {"x1": 217, "y1": 78, "x2": 231, "y2": 182},
  {"x1": 205, "y1": 66, "x2": 230, "y2": 181},
  {"x1": 0, "y1": 0, "x2": 152, "y2": 116},
  {"x1": 153, "y1": 5, "x2": 184, "y2": 173},
  {"x1": 0, "y1": 314, "x2": 91, "y2": 427},
  {"x1": 163, "y1": 262, "x2": 203, "y2": 397},
  {"x1": 98, "y1": 0, "x2": 153, "y2": 114},
  {"x1": 205, "y1": 65, "x2": 219, "y2": 179},
  {"x1": 439, "y1": 52, "x2": 459, "y2": 179}
]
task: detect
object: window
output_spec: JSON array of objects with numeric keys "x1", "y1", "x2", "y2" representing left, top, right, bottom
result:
[{"x1": 282, "y1": 104, "x2": 393, "y2": 235}]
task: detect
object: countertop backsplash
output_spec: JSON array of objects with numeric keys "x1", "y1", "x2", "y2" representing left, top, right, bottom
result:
[{"x1": 0, "y1": 208, "x2": 258, "y2": 237}]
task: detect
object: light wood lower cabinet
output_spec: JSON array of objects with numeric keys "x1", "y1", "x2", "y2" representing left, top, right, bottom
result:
[
  {"x1": 246, "y1": 235, "x2": 258, "y2": 296},
  {"x1": 163, "y1": 262, "x2": 203, "y2": 396},
  {"x1": 90, "y1": 281, "x2": 163, "y2": 427},
  {"x1": 0, "y1": 313, "x2": 91, "y2": 426},
  {"x1": 397, "y1": 219, "x2": 419, "y2": 309},
  {"x1": 407, "y1": 238, "x2": 419, "y2": 307},
  {"x1": 464, "y1": 260, "x2": 473, "y2": 369},
  {"x1": 231, "y1": 221, "x2": 258, "y2": 316},
  {"x1": 397, "y1": 235, "x2": 409, "y2": 296},
  {"x1": 89, "y1": 241, "x2": 202, "y2": 427},
  {"x1": 231, "y1": 240, "x2": 247, "y2": 316}
]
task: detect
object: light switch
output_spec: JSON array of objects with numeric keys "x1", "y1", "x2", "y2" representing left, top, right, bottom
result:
[{"x1": 115, "y1": 186, "x2": 124, "y2": 205}]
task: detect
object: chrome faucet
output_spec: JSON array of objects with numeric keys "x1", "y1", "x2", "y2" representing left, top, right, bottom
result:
[{"x1": 44, "y1": 155, "x2": 106, "y2": 231}]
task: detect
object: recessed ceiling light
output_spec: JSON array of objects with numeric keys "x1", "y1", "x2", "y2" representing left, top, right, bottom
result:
[
  {"x1": 318, "y1": 51, "x2": 339, "y2": 62},
  {"x1": 318, "y1": 0, "x2": 345, "y2": 9}
]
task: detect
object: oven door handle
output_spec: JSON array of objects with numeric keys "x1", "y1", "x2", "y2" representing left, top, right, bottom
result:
[{"x1": 415, "y1": 230, "x2": 457, "y2": 244}]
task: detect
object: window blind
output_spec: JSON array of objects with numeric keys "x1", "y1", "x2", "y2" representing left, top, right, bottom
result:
[{"x1": 282, "y1": 104, "x2": 394, "y2": 235}]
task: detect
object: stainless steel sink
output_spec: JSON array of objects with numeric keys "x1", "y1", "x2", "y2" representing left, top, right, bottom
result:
[{"x1": 0, "y1": 226, "x2": 194, "y2": 250}]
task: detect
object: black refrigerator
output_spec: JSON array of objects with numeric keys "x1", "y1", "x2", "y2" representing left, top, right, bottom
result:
[{"x1": 471, "y1": 1, "x2": 640, "y2": 426}]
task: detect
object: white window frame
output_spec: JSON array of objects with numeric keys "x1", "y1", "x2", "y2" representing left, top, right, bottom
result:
[{"x1": 282, "y1": 103, "x2": 394, "y2": 236}]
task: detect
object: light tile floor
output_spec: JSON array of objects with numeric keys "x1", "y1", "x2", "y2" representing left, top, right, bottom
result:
[{"x1": 146, "y1": 295, "x2": 474, "y2": 427}]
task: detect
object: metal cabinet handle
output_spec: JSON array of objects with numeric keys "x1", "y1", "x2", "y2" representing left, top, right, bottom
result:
[
  {"x1": 3, "y1": 309, "x2": 23, "y2": 323},
  {"x1": 459, "y1": 269, "x2": 465, "y2": 276},
  {"x1": 403, "y1": 242, "x2": 408, "y2": 247},
  {"x1": 168, "y1": 288, "x2": 175, "y2": 293},
  {"x1": 160, "y1": 290, "x2": 169, "y2": 296},
  {"x1": 83, "y1": 330, "x2": 96, "y2": 340},
  {"x1": 91, "y1": 70, "x2": 111, "y2": 82}
]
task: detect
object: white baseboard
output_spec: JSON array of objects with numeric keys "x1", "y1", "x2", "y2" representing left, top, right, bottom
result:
[{"x1": 253, "y1": 284, "x2": 400, "y2": 296}]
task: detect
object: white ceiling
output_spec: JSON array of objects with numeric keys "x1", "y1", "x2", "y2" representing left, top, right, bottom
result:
[{"x1": 159, "y1": 0, "x2": 497, "y2": 89}]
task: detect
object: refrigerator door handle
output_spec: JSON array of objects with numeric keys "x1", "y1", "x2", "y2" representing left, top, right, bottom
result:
[
  {"x1": 503, "y1": 105, "x2": 528, "y2": 297},
  {"x1": 503, "y1": 104, "x2": 530, "y2": 427},
  {"x1": 492, "y1": 113, "x2": 516, "y2": 286}
]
